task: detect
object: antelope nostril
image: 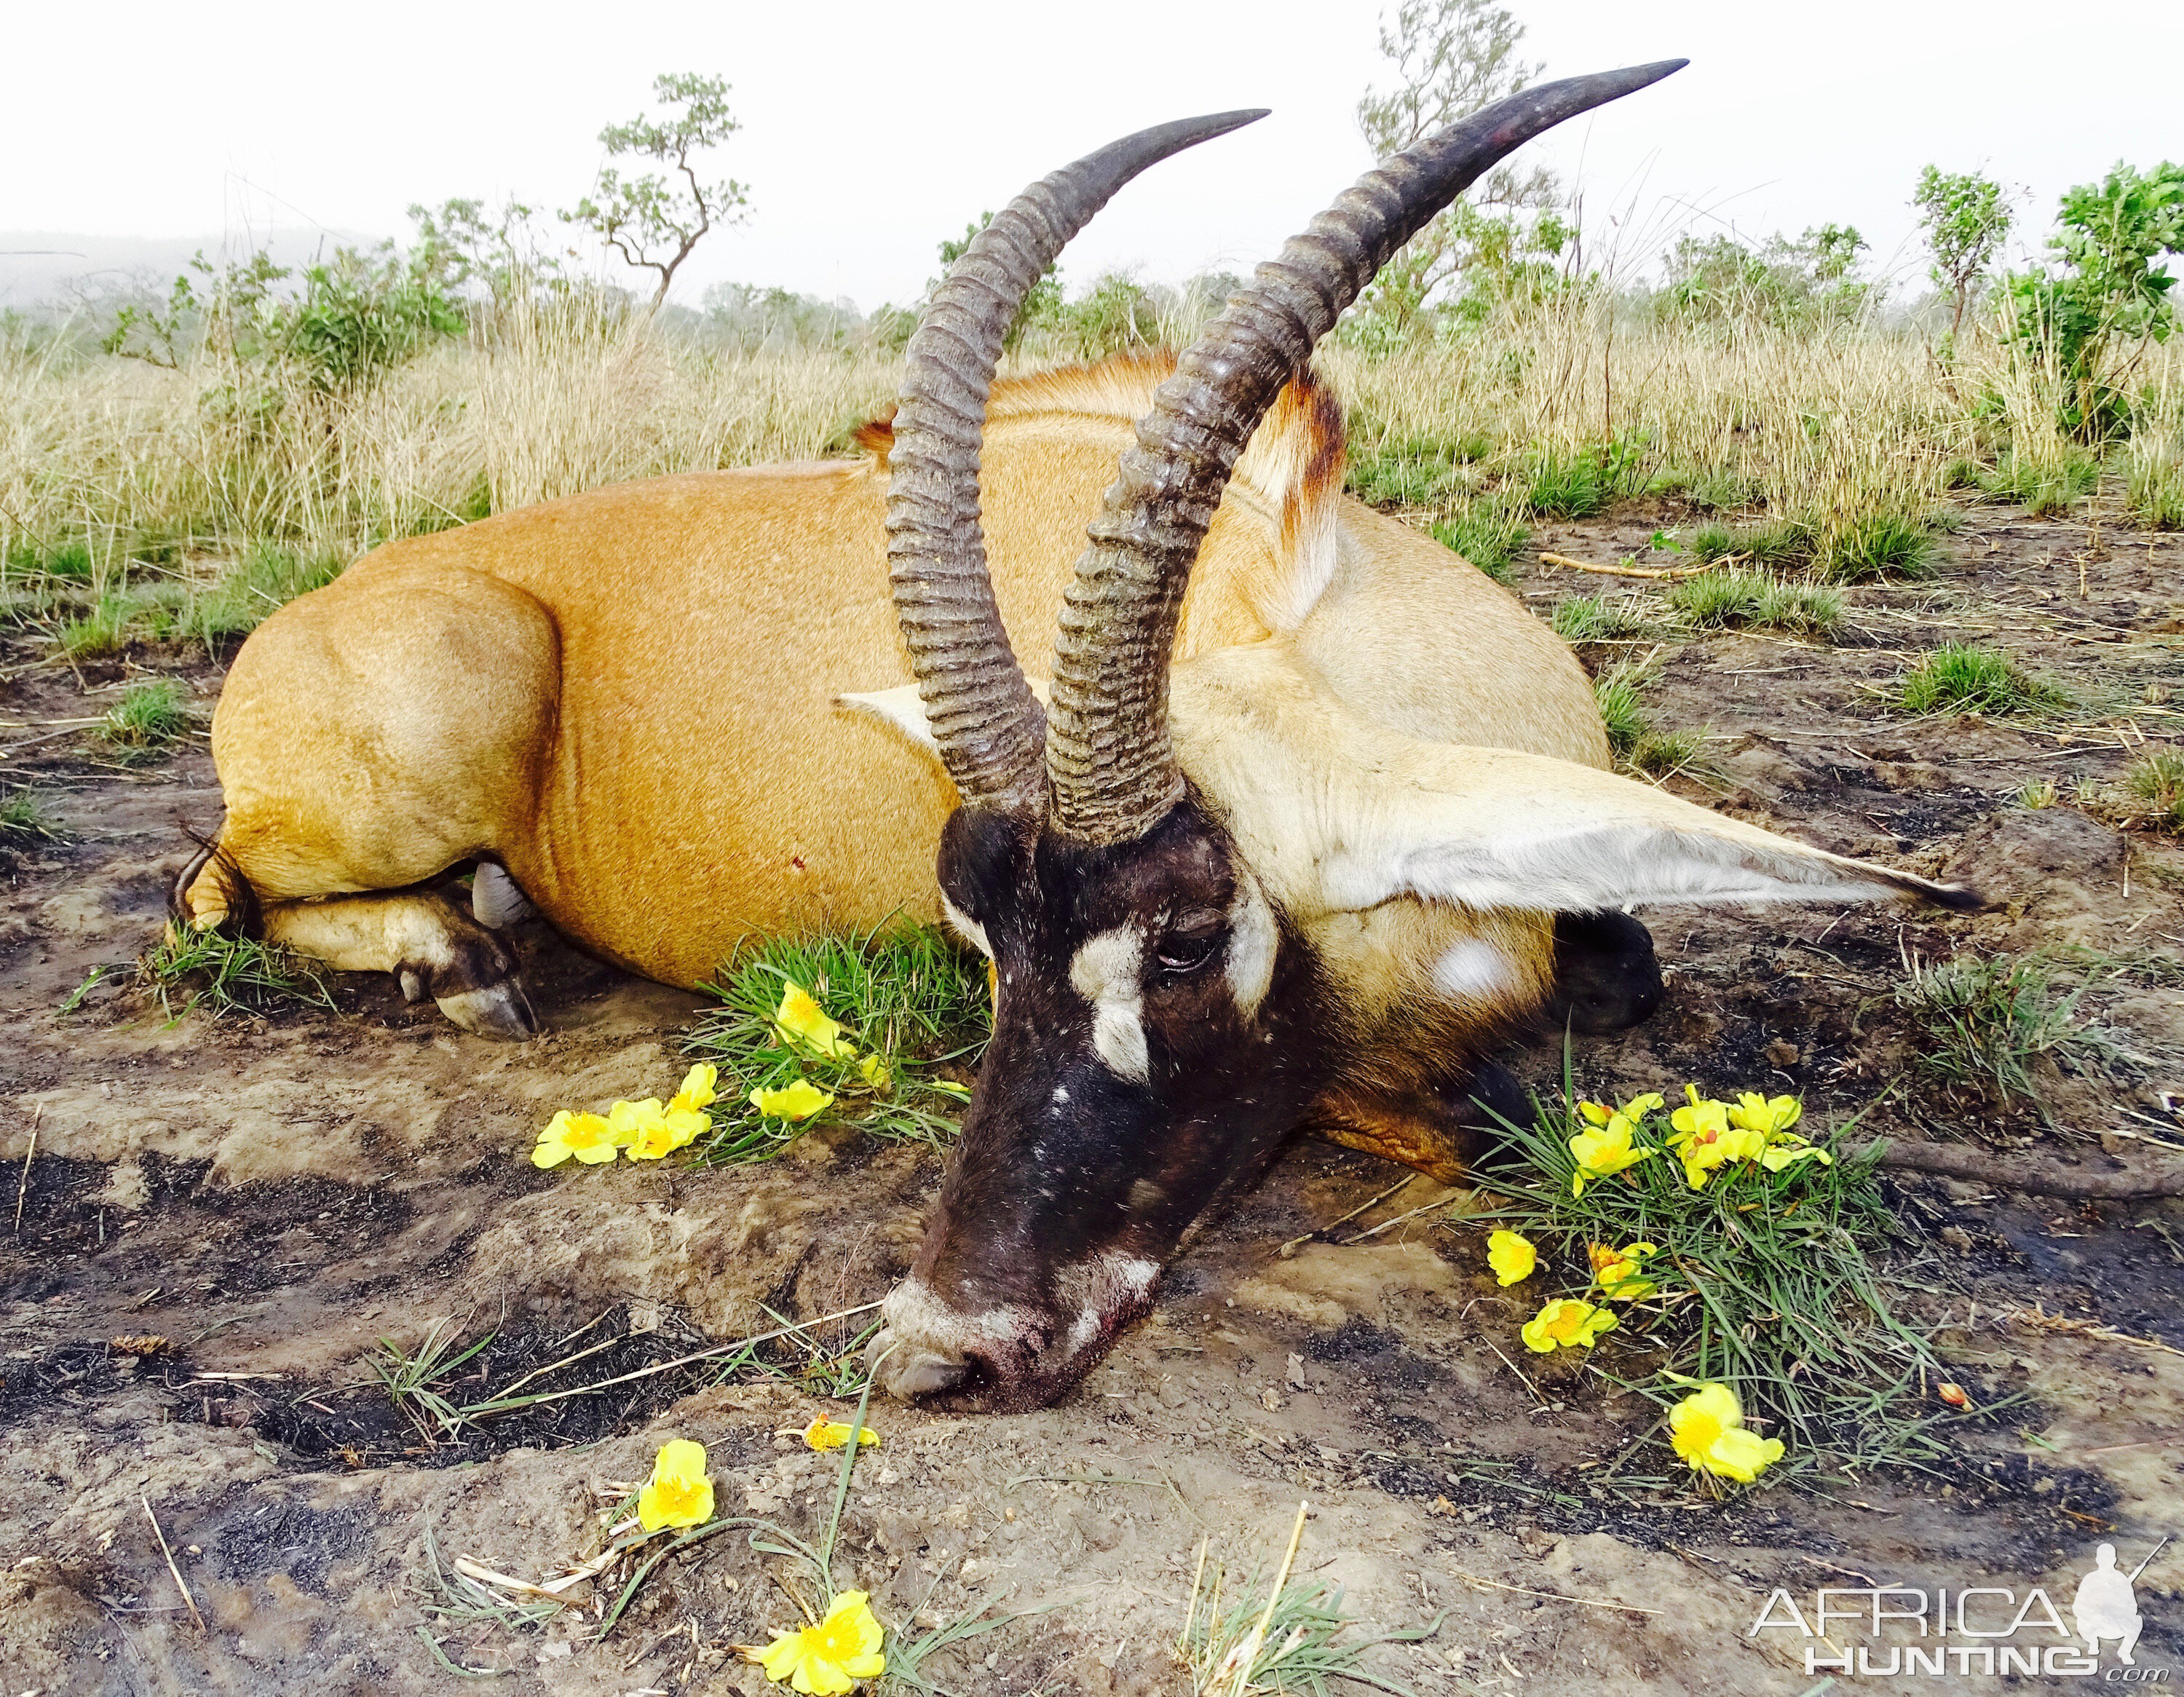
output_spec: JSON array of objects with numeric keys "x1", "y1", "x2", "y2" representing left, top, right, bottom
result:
[{"x1": 880, "y1": 1346, "x2": 965, "y2": 1400}]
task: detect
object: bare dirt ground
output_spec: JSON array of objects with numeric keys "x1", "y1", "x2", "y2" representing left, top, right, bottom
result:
[{"x1": 3, "y1": 501, "x2": 2181, "y2": 1696}]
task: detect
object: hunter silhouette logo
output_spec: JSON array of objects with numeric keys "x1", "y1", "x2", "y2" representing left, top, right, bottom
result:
[
  {"x1": 2073, "y1": 1542, "x2": 2150, "y2": 1666},
  {"x1": 1746, "y1": 1535, "x2": 2171, "y2": 1679}
]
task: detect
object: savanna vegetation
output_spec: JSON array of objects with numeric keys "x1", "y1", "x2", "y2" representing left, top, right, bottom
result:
[{"x1": 4, "y1": 5, "x2": 2181, "y2": 1692}]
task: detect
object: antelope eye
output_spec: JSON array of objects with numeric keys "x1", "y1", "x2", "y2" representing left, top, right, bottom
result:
[{"x1": 1156, "y1": 909, "x2": 1224, "y2": 972}]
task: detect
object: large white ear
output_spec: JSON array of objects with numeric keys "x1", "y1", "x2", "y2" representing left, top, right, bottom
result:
[
  {"x1": 838, "y1": 678, "x2": 1053, "y2": 772},
  {"x1": 1169, "y1": 649, "x2": 1982, "y2": 917}
]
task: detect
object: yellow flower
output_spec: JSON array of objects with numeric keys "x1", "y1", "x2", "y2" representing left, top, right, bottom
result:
[
  {"x1": 758, "y1": 1589, "x2": 886, "y2": 1694},
  {"x1": 1567, "y1": 1113, "x2": 1656, "y2": 1198},
  {"x1": 637, "y1": 1439, "x2": 716, "y2": 1531},
  {"x1": 774, "y1": 982, "x2": 854, "y2": 1060},
  {"x1": 1519, "y1": 1298, "x2": 1618, "y2": 1353},
  {"x1": 1588, "y1": 1241, "x2": 1660, "y2": 1301},
  {"x1": 671, "y1": 1062, "x2": 719, "y2": 1115},
  {"x1": 803, "y1": 1415, "x2": 880, "y2": 1452},
  {"x1": 750, "y1": 1080, "x2": 836, "y2": 1121},
  {"x1": 1725, "y1": 1091, "x2": 1801, "y2": 1136},
  {"x1": 1485, "y1": 1230, "x2": 1537, "y2": 1287},
  {"x1": 1668, "y1": 1382, "x2": 1784, "y2": 1483},
  {"x1": 855, "y1": 1052, "x2": 891, "y2": 1091},
  {"x1": 531, "y1": 1109, "x2": 618, "y2": 1168},
  {"x1": 1669, "y1": 1088, "x2": 1764, "y2": 1188},
  {"x1": 626, "y1": 1104, "x2": 710, "y2": 1160}
]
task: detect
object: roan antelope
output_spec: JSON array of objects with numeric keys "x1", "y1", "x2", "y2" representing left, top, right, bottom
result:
[{"x1": 177, "y1": 68, "x2": 1974, "y2": 1412}]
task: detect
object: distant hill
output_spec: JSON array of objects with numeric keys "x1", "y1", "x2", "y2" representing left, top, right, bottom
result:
[{"x1": 0, "y1": 228, "x2": 387, "y2": 312}]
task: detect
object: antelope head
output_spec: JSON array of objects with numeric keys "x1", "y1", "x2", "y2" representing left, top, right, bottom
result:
[{"x1": 858, "y1": 67, "x2": 1977, "y2": 1412}]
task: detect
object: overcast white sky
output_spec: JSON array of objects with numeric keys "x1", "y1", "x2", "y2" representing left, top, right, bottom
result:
[{"x1": 4, "y1": 0, "x2": 2180, "y2": 310}]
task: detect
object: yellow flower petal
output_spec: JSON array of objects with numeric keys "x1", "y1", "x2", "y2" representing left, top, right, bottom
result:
[
  {"x1": 1669, "y1": 1382, "x2": 1783, "y2": 1482},
  {"x1": 750, "y1": 1080, "x2": 835, "y2": 1121},
  {"x1": 856, "y1": 1052, "x2": 891, "y2": 1091},
  {"x1": 671, "y1": 1061, "x2": 719, "y2": 1115},
  {"x1": 803, "y1": 1415, "x2": 879, "y2": 1451},
  {"x1": 1485, "y1": 1230, "x2": 1537, "y2": 1286},
  {"x1": 606, "y1": 1099, "x2": 667, "y2": 1146}
]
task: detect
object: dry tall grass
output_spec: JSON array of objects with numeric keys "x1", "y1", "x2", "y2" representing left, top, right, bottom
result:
[{"x1": 3, "y1": 284, "x2": 2177, "y2": 630}]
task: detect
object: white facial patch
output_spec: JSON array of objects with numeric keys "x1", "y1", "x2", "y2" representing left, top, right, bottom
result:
[
  {"x1": 1224, "y1": 869, "x2": 1278, "y2": 1018},
  {"x1": 941, "y1": 894, "x2": 992, "y2": 958},
  {"x1": 1069, "y1": 924, "x2": 1149, "y2": 1085},
  {"x1": 1431, "y1": 936, "x2": 1515, "y2": 1001}
]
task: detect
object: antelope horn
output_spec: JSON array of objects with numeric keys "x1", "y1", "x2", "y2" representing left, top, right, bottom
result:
[
  {"x1": 885, "y1": 109, "x2": 1269, "y2": 812},
  {"x1": 1043, "y1": 60, "x2": 1688, "y2": 844}
]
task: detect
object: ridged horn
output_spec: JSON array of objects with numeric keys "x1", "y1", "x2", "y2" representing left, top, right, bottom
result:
[
  {"x1": 885, "y1": 108, "x2": 1270, "y2": 812},
  {"x1": 1043, "y1": 61, "x2": 1688, "y2": 843}
]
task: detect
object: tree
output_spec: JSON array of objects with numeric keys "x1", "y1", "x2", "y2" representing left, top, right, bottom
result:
[
  {"x1": 408, "y1": 196, "x2": 561, "y2": 300},
  {"x1": 1912, "y1": 166, "x2": 2014, "y2": 340},
  {"x1": 563, "y1": 74, "x2": 749, "y2": 310},
  {"x1": 1353, "y1": 0, "x2": 1559, "y2": 336},
  {"x1": 2004, "y1": 160, "x2": 2184, "y2": 438}
]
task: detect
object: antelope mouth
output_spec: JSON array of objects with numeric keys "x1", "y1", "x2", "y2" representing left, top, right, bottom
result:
[{"x1": 868, "y1": 1260, "x2": 1161, "y2": 1412}]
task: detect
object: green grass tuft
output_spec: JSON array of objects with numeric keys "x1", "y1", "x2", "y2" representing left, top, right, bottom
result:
[
  {"x1": 1178, "y1": 1533, "x2": 1436, "y2": 1696},
  {"x1": 2125, "y1": 748, "x2": 2184, "y2": 831},
  {"x1": 1594, "y1": 660, "x2": 1702, "y2": 777},
  {"x1": 1895, "y1": 949, "x2": 2125, "y2": 1114},
  {"x1": 1982, "y1": 448, "x2": 2098, "y2": 518},
  {"x1": 685, "y1": 921, "x2": 992, "y2": 1163},
  {"x1": 1429, "y1": 498, "x2": 1529, "y2": 585},
  {"x1": 100, "y1": 678, "x2": 192, "y2": 753},
  {"x1": 1687, "y1": 519, "x2": 1811, "y2": 569},
  {"x1": 1898, "y1": 643, "x2": 2068, "y2": 717},
  {"x1": 1817, "y1": 513, "x2": 1936, "y2": 582},
  {"x1": 178, "y1": 543, "x2": 346, "y2": 644},
  {"x1": 1525, "y1": 441, "x2": 1643, "y2": 519},
  {"x1": 1551, "y1": 593, "x2": 1654, "y2": 643},
  {"x1": 1345, "y1": 431, "x2": 1488, "y2": 508},
  {"x1": 1, "y1": 786, "x2": 53, "y2": 839},
  {"x1": 2127, "y1": 441, "x2": 2184, "y2": 530},
  {"x1": 138, "y1": 925, "x2": 334, "y2": 1019},
  {"x1": 1666, "y1": 568, "x2": 1843, "y2": 636}
]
